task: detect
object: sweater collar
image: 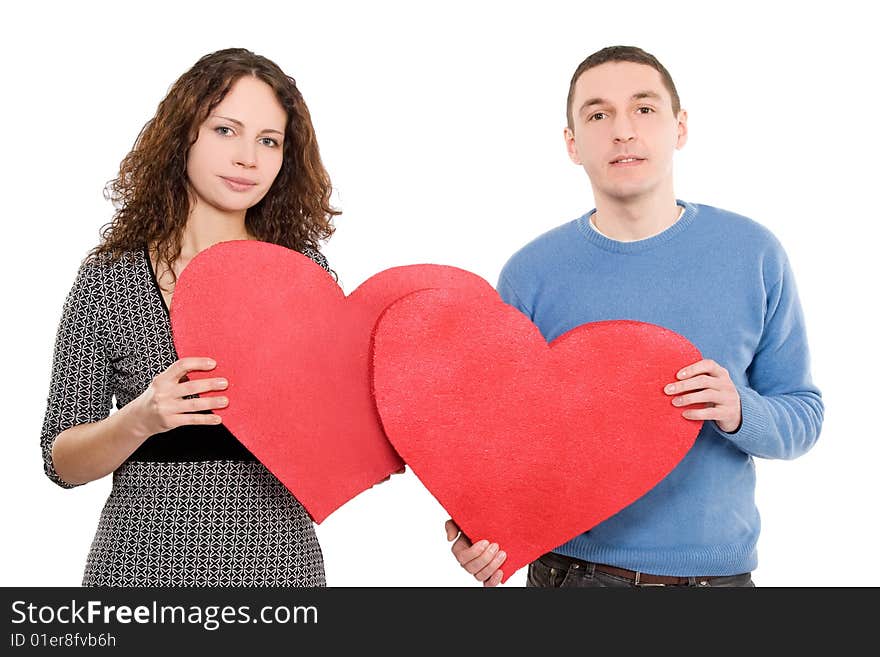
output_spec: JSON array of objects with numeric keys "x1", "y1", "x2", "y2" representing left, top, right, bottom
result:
[{"x1": 575, "y1": 200, "x2": 697, "y2": 254}]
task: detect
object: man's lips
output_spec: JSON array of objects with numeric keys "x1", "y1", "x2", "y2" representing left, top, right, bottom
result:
[{"x1": 609, "y1": 156, "x2": 646, "y2": 167}]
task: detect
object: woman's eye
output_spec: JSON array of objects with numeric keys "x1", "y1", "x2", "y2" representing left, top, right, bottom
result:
[
  {"x1": 215, "y1": 126, "x2": 234, "y2": 136},
  {"x1": 260, "y1": 137, "x2": 280, "y2": 147}
]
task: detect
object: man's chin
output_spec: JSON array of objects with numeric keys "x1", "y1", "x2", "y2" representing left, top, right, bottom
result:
[{"x1": 597, "y1": 184, "x2": 657, "y2": 205}]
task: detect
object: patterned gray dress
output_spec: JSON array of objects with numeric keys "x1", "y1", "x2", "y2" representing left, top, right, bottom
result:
[{"x1": 40, "y1": 245, "x2": 328, "y2": 586}]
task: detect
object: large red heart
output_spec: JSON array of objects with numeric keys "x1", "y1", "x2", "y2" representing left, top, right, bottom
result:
[
  {"x1": 372, "y1": 288, "x2": 703, "y2": 582},
  {"x1": 171, "y1": 240, "x2": 497, "y2": 522}
]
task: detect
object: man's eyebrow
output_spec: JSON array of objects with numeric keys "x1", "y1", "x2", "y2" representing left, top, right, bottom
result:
[
  {"x1": 632, "y1": 90, "x2": 662, "y2": 102},
  {"x1": 578, "y1": 91, "x2": 663, "y2": 115},
  {"x1": 211, "y1": 114, "x2": 284, "y2": 136}
]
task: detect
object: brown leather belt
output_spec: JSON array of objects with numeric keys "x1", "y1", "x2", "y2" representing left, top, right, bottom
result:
[
  {"x1": 543, "y1": 552, "x2": 718, "y2": 586},
  {"x1": 591, "y1": 563, "x2": 697, "y2": 586}
]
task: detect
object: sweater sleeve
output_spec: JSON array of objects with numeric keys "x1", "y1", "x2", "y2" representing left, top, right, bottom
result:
[
  {"x1": 711, "y1": 250, "x2": 824, "y2": 460},
  {"x1": 496, "y1": 269, "x2": 532, "y2": 319},
  {"x1": 39, "y1": 260, "x2": 114, "y2": 488}
]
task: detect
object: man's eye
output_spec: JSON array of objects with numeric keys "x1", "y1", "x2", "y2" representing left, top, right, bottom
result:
[
  {"x1": 589, "y1": 112, "x2": 607, "y2": 121},
  {"x1": 636, "y1": 107, "x2": 654, "y2": 114}
]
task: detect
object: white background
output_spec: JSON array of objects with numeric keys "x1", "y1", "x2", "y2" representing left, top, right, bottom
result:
[{"x1": 2, "y1": 1, "x2": 877, "y2": 587}]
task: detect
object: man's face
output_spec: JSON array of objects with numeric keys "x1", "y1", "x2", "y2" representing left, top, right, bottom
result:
[{"x1": 564, "y1": 62, "x2": 687, "y2": 205}]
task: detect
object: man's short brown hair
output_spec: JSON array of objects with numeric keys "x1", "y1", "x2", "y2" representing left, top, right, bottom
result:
[{"x1": 566, "y1": 45, "x2": 681, "y2": 130}]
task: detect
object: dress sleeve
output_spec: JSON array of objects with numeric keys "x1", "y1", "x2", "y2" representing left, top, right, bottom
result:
[
  {"x1": 39, "y1": 259, "x2": 114, "y2": 488},
  {"x1": 300, "y1": 245, "x2": 331, "y2": 273}
]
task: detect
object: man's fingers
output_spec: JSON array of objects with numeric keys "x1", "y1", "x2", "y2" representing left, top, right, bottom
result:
[
  {"x1": 682, "y1": 407, "x2": 720, "y2": 421},
  {"x1": 446, "y1": 521, "x2": 508, "y2": 585},
  {"x1": 445, "y1": 519, "x2": 461, "y2": 542},
  {"x1": 484, "y1": 570, "x2": 504, "y2": 587},
  {"x1": 462, "y1": 542, "x2": 501, "y2": 575},
  {"x1": 676, "y1": 358, "x2": 720, "y2": 380},
  {"x1": 453, "y1": 538, "x2": 488, "y2": 562},
  {"x1": 672, "y1": 389, "x2": 720, "y2": 408},
  {"x1": 664, "y1": 374, "x2": 715, "y2": 395},
  {"x1": 474, "y1": 548, "x2": 507, "y2": 583}
]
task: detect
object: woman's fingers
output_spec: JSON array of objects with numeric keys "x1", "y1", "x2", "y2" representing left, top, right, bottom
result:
[
  {"x1": 175, "y1": 395, "x2": 229, "y2": 414},
  {"x1": 177, "y1": 377, "x2": 229, "y2": 398},
  {"x1": 163, "y1": 357, "x2": 218, "y2": 383}
]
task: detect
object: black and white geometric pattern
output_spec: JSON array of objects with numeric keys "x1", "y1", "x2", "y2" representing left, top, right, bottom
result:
[
  {"x1": 82, "y1": 460, "x2": 325, "y2": 586},
  {"x1": 40, "y1": 245, "x2": 330, "y2": 586}
]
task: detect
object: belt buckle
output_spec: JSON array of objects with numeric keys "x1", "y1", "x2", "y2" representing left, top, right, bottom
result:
[{"x1": 633, "y1": 571, "x2": 665, "y2": 587}]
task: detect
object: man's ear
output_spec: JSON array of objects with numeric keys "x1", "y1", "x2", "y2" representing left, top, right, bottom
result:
[
  {"x1": 564, "y1": 127, "x2": 582, "y2": 164},
  {"x1": 675, "y1": 109, "x2": 688, "y2": 150}
]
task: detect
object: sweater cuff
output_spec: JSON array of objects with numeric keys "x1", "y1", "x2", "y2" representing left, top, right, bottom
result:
[{"x1": 710, "y1": 385, "x2": 771, "y2": 451}]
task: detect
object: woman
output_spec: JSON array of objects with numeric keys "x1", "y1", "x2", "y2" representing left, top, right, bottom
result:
[{"x1": 40, "y1": 48, "x2": 339, "y2": 586}]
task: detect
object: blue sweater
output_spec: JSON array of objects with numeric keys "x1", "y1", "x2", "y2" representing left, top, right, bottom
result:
[{"x1": 497, "y1": 201, "x2": 824, "y2": 576}]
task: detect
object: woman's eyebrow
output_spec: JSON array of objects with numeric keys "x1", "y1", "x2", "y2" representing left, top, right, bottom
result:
[{"x1": 211, "y1": 114, "x2": 284, "y2": 136}]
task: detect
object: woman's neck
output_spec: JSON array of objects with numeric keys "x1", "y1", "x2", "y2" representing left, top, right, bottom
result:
[{"x1": 179, "y1": 204, "x2": 253, "y2": 259}]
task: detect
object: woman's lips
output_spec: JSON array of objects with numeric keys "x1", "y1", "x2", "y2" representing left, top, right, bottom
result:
[{"x1": 220, "y1": 176, "x2": 257, "y2": 192}]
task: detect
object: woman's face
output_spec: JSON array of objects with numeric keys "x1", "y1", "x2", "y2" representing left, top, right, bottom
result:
[{"x1": 186, "y1": 75, "x2": 287, "y2": 218}]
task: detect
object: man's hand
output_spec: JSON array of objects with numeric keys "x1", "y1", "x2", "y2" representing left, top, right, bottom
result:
[
  {"x1": 445, "y1": 519, "x2": 506, "y2": 587},
  {"x1": 665, "y1": 358, "x2": 742, "y2": 432}
]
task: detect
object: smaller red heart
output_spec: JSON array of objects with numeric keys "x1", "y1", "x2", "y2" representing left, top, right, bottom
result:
[{"x1": 372, "y1": 288, "x2": 703, "y2": 582}]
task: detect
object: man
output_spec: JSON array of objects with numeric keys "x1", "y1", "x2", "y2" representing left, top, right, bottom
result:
[{"x1": 445, "y1": 45, "x2": 824, "y2": 587}]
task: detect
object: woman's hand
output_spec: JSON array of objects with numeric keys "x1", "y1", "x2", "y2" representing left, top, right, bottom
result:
[
  {"x1": 132, "y1": 357, "x2": 229, "y2": 436},
  {"x1": 52, "y1": 357, "x2": 228, "y2": 486}
]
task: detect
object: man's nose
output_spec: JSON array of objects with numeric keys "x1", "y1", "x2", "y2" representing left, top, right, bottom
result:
[{"x1": 612, "y1": 115, "x2": 637, "y2": 143}]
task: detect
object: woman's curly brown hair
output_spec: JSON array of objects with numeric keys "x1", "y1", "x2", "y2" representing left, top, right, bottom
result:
[{"x1": 91, "y1": 47, "x2": 339, "y2": 282}]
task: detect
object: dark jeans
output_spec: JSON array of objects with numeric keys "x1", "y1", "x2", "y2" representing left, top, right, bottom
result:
[{"x1": 527, "y1": 552, "x2": 755, "y2": 588}]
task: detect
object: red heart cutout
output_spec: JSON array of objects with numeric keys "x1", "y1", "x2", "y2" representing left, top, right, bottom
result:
[
  {"x1": 171, "y1": 240, "x2": 497, "y2": 522},
  {"x1": 372, "y1": 288, "x2": 703, "y2": 582}
]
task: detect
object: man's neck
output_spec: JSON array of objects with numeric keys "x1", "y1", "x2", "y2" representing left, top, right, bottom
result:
[{"x1": 591, "y1": 193, "x2": 681, "y2": 242}]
